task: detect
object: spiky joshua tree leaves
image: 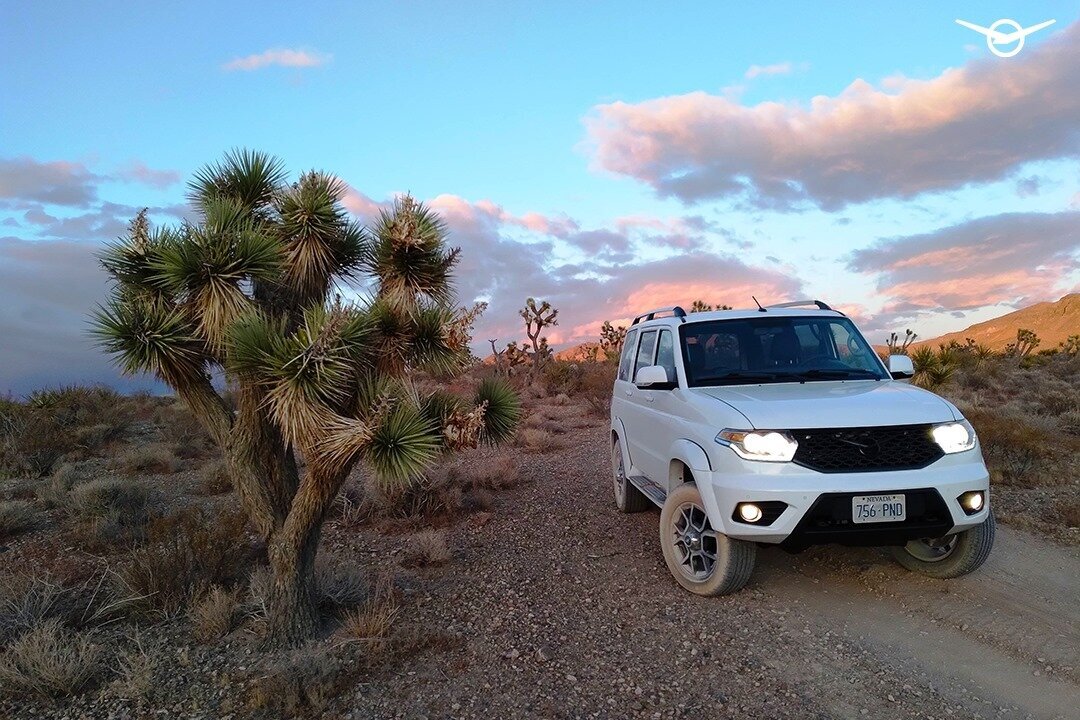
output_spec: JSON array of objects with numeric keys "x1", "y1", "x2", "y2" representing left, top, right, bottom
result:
[{"x1": 93, "y1": 150, "x2": 520, "y2": 645}]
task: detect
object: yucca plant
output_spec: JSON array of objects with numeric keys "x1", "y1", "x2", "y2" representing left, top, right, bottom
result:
[{"x1": 92, "y1": 150, "x2": 520, "y2": 645}]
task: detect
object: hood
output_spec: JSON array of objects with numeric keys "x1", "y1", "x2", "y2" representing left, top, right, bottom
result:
[{"x1": 691, "y1": 380, "x2": 956, "y2": 429}]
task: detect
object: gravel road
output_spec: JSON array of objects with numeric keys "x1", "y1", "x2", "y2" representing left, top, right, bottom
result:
[{"x1": 342, "y1": 406, "x2": 1080, "y2": 720}]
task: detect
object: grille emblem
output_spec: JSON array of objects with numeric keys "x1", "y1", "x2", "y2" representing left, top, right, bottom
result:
[{"x1": 836, "y1": 435, "x2": 880, "y2": 457}]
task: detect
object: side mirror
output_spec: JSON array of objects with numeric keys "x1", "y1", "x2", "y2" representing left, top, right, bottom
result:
[
  {"x1": 888, "y1": 354, "x2": 915, "y2": 381},
  {"x1": 635, "y1": 365, "x2": 674, "y2": 389}
]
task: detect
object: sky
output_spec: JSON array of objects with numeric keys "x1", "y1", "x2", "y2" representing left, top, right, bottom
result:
[{"x1": 1, "y1": 1, "x2": 1078, "y2": 395}]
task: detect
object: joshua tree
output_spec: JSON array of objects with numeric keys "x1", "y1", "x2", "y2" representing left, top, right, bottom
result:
[
  {"x1": 519, "y1": 298, "x2": 558, "y2": 377},
  {"x1": 1004, "y1": 328, "x2": 1040, "y2": 358},
  {"x1": 93, "y1": 150, "x2": 519, "y2": 645},
  {"x1": 598, "y1": 320, "x2": 626, "y2": 360},
  {"x1": 689, "y1": 300, "x2": 732, "y2": 313},
  {"x1": 886, "y1": 329, "x2": 918, "y2": 355}
]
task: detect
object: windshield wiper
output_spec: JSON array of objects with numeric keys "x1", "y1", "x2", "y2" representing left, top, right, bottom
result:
[{"x1": 792, "y1": 368, "x2": 880, "y2": 381}]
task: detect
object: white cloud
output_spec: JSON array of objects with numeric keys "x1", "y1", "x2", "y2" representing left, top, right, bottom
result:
[{"x1": 222, "y1": 48, "x2": 330, "y2": 72}]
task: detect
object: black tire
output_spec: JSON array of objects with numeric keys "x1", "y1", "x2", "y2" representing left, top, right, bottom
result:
[
  {"x1": 611, "y1": 437, "x2": 650, "y2": 513},
  {"x1": 891, "y1": 511, "x2": 996, "y2": 579},
  {"x1": 659, "y1": 483, "x2": 756, "y2": 596}
]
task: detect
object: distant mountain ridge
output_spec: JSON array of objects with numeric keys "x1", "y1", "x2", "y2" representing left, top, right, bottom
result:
[{"x1": 911, "y1": 293, "x2": 1079, "y2": 352}]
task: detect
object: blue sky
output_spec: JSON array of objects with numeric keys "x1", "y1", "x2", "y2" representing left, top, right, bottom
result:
[{"x1": 1, "y1": 2, "x2": 1078, "y2": 394}]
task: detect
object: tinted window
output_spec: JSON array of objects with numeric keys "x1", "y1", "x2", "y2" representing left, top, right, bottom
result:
[
  {"x1": 680, "y1": 317, "x2": 886, "y2": 386},
  {"x1": 617, "y1": 329, "x2": 639, "y2": 382},
  {"x1": 656, "y1": 329, "x2": 677, "y2": 384},
  {"x1": 633, "y1": 330, "x2": 658, "y2": 380}
]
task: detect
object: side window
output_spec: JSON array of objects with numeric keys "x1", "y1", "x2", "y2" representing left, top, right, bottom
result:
[
  {"x1": 617, "y1": 329, "x2": 639, "y2": 382},
  {"x1": 656, "y1": 329, "x2": 677, "y2": 384},
  {"x1": 633, "y1": 330, "x2": 658, "y2": 380},
  {"x1": 830, "y1": 322, "x2": 876, "y2": 370}
]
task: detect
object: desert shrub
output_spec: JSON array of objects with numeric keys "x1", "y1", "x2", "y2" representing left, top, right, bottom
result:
[
  {"x1": 366, "y1": 473, "x2": 463, "y2": 520},
  {"x1": 247, "y1": 646, "x2": 358, "y2": 716},
  {"x1": 36, "y1": 462, "x2": 97, "y2": 508},
  {"x1": 0, "y1": 573, "x2": 133, "y2": 646},
  {"x1": 0, "y1": 500, "x2": 37, "y2": 538},
  {"x1": 116, "y1": 508, "x2": 251, "y2": 617},
  {"x1": 190, "y1": 585, "x2": 241, "y2": 643},
  {"x1": 110, "y1": 635, "x2": 155, "y2": 703},
  {"x1": 0, "y1": 410, "x2": 72, "y2": 477},
  {"x1": 341, "y1": 576, "x2": 399, "y2": 647},
  {"x1": 66, "y1": 477, "x2": 150, "y2": 520},
  {"x1": 965, "y1": 408, "x2": 1052, "y2": 486},
  {"x1": 541, "y1": 361, "x2": 582, "y2": 396},
  {"x1": 519, "y1": 427, "x2": 554, "y2": 452},
  {"x1": 316, "y1": 555, "x2": 369, "y2": 615},
  {"x1": 1060, "y1": 410, "x2": 1080, "y2": 437},
  {"x1": 0, "y1": 619, "x2": 102, "y2": 699},
  {"x1": 197, "y1": 459, "x2": 232, "y2": 495},
  {"x1": 461, "y1": 455, "x2": 518, "y2": 491},
  {"x1": 402, "y1": 529, "x2": 451, "y2": 567},
  {"x1": 579, "y1": 361, "x2": 616, "y2": 414},
  {"x1": 113, "y1": 443, "x2": 180, "y2": 475}
]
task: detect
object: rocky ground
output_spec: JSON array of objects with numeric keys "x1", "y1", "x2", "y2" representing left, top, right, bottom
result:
[{"x1": 2, "y1": 394, "x2": 1078, "y2": 719}]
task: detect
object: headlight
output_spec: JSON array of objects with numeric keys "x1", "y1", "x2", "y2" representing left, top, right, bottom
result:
[
  {"x1": 716, "y1": 429, "x2": 798, "y2": 462},
  {"x1": 931, "y1": 420, "x2": 976, "y2": 454}
]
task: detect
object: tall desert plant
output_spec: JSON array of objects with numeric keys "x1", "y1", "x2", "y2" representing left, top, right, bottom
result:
[{"x1": 92, "y1": 150, "x2": 519, "y2": 645}]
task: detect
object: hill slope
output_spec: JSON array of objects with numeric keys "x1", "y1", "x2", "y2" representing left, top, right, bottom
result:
[{"x1": 913, "y1": 293, "x2": 1079, "y2": 351}]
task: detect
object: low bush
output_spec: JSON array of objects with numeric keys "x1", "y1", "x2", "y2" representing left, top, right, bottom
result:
[
  {"x1": 316, "y1": 555, "x2": 369, "y2": 615},
  {"x1": 36, "y1": 462, "x2": 96, "y2": 507},
  {"x1": 116, "y1": 508, "x2": 251, "y2": 617},
  {"x1": 341, "y1": 578, "x2": 399, "y2": 645},
  {"x1": 197, "y1": 459, "x2": 232, "y2": 495},
  {"x1": 0, "y1": 572, "x2": 139, "y2": 646},
  {"x1": 113, "y1": 443, "x2": 180, "y2": 475},
  {"x1": 402, "y1": 529, "x2": 451, "y2": 567},
  {"x1": 0, "y1": 618, "x2": 102, "y2": 699},
  {"x1": 190, "y1": 585, "x2": 241, "y2": 643},
  {"x1": 0, "y1": 500, "x2": 37, "y2": 538}
]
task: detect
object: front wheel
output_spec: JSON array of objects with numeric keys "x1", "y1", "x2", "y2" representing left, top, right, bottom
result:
[
  {"x1": 659, "y1": 483, "x2": 756, "y2": 596},
  {"x1": 891, "y1": 511, "x2": 995, "y2": 579}
]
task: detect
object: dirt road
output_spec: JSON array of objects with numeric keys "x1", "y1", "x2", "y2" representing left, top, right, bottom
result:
[{"x1": 347, "y1": 412, "x2": 1079, "y2": 720}]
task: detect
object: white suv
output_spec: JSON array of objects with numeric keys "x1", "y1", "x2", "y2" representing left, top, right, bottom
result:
[{"x1": 610, "y1": 302, "x2": 994, "y2": 596}]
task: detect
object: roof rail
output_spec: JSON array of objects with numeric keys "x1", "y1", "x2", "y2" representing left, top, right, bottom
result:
[
  {"x1": 767, "y1": 299, "x2": 836, "y2": 311},
  {"x1": 631, "y1": 306, "x2": 687, "y2": 325}
]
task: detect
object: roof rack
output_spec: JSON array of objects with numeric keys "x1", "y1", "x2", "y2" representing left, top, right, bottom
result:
[
  {"x1": 631, "y1": 306, "x2": 687, "y2": 325},
  {"x1": 766, "y1": 300, "x2": 836, "y2": 311}
]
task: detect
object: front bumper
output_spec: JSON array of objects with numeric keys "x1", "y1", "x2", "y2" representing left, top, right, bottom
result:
[{"x1": 696, "y1": 446, "x2": 991, "y2": 545}]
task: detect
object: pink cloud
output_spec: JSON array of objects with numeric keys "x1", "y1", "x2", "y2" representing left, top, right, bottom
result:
[
  {"x1": 586, "y1": 22, "x2": 1079, "y2": 209},
  {"x1": 849, "y1": 211, "x2": 1079, "y2": 311},
  {"x1": 222, "y1": 48, "x2": 330, "y2": 72},
  {"x1": 115, "y1": 161, "x2": 180, "y2": 189}
]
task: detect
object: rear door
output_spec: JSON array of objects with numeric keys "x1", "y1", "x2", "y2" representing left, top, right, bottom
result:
[
  {"x1": 621, "y1": 328, "x2": 658, "y2": 478},
  {"x1": 611, "y1": 328, "x2": 640, "y2": 468}
]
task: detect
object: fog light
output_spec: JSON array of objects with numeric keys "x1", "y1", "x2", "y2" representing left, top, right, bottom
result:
[
  {"x1": 958, "y1": 491, "x2": 985, "y2": 515},
  {"x1": 737, "y1": 503, "x2": 763, "y2": 523}
]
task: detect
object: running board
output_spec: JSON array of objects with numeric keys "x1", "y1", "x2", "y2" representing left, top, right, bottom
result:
[{"x1": 629, "y1": 475, "x2": 667, "y2": 507}]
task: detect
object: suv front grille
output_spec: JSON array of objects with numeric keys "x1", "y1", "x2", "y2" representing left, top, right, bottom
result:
[{"x1": 790, "y1": 424, "x2": 943, "y2": 473}]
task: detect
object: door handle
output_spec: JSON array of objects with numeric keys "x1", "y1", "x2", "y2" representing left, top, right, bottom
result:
[
  {"x1": 624, "y1": 390, "x2": 633, "y2": 397},
  {"x1": 645, "y1": 395, "x2": 654, "y2": 403}
]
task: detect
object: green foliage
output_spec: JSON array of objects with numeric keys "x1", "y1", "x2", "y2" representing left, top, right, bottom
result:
[{"x1": 475, "y1": 378, "x2": 521, "y2": 445}]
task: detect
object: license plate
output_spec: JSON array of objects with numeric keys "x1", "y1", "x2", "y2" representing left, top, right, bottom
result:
[{"x1": 851, "y1": 494, "x2": 906, "y2": 524}]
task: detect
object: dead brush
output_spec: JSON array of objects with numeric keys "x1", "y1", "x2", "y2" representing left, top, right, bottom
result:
[
  {"x1": 113, "y1": 442, "x2": 180, "y2": 475},
  {"x1": 0, "y1": 618, "x2": 102, "y2": 699},
  {"x1": 0, "y1": 500, "x2": 37, "y2": 538},
  {"x1": 340, "y1": 576, "x2": 399, "y2": 647},
  {"x1": 402, "y1": 529, "x2": 452, "y2": 567},
  {"x1": 190, "y1": 585, "x2": 241, "y2": 643},
  {"x1": 116, "y1": 507, "x2": 251, "y2": 618},
  {"x1": 519, "y1": 427, "x2": 556, "y2": 452},
  {"x1": 197, "y1": 459, "x2": 232, "y2": 495}
]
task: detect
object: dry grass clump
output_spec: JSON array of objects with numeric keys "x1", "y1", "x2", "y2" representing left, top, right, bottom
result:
[
  {"x1": 341, "y1": 578, "x2": 399, "y2": 645},
  {"x1": 113, "y1": 442, "x2": 180, "y2": 475},
  {"x1": 153, "y1": 402, "x2": 214, "y2": 460},
  {"x1": 247, "y1": 646, "x2": 358, "y2": 716},
  {"x1": 64, "y1": 477, "x2": 152, "y2": 548},
  {"x1": 519, "y1": 427, "x2": 555, "y2": 452},
  {"x1": 0, "y1": 500, "x2": 37, "y2": 538},
  {"x1": 0, "y1": 618, "x2": 102, "y2": 699},
  {"x1": 197, "y1": 458, "x2": 232, "y2": 495},
  {"x1": 0, "y1": 573, "x2": 133, "y2": 647},
  {"x1": 189, "y1": 585, "x2": 241, "y2": 643},
  {"x1": 35, "y1": 462, "x2": 96, "y2": 508},
  {"x1": 116, "y1": 508, "x2": 251, "y2": 617},
  {"x1": 402, "y1": 529, "x2": 452, "y2": 567},
  {"x1": 316, "y1": 555, "x2": 369, "y2": 615}
]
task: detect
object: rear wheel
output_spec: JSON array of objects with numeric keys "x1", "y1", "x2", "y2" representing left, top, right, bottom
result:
[
  {"x1": 891, "y1": 511, "x2": 995, "y2": 579},
  {"x1": 659, "y1": 483, "x2": 756, "y2": 596},
  {"x1": 611, "y1": 437, "x2": 649, "y2": 513}
]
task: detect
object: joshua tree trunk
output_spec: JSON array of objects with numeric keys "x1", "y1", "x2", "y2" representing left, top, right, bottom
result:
[{"x1": 264, "y1": 462, "x2": 350, "y2": 645}]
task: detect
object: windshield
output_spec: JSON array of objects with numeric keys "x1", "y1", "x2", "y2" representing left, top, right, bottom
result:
[{"x1": 679, "y1": 316, "x2": 888, "y2": 386}]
